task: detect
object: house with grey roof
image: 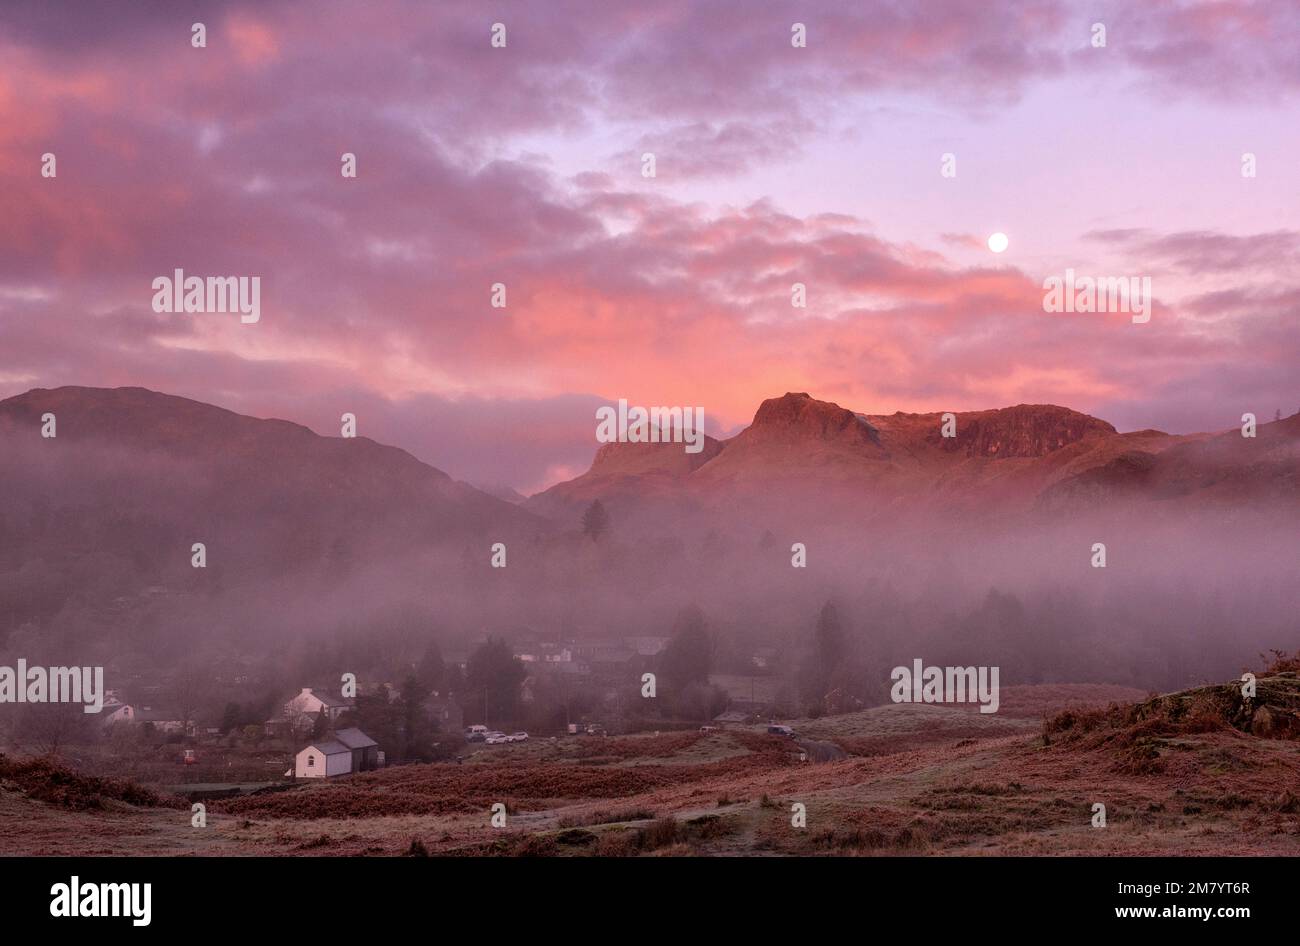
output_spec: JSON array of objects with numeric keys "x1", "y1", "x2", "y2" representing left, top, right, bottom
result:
[{"x1": 294, "y1": 727, "x2": 380, "y2": 779}]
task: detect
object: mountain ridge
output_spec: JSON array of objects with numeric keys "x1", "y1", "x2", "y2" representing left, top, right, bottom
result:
[
  {"x1": 0, "y1": 385, "x2": 548, "y2": 596},
  {"x1": 3, "y1": 386, "x2": 1294, "y2": 529}
]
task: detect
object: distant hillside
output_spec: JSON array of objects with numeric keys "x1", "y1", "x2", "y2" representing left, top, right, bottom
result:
[{"x1": 0, "y1": 386, "x2": 549, "y2": 655}]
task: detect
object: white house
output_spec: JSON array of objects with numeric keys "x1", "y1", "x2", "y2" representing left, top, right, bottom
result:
[
  {"x1": 293, "y1": 727, "x2": 379, "y2": 779},
  {"x1": 270, "y1": 686, "x2": 356, "y2": 736},
  {"x1": 295, "y1": 740, "x2": 353, "y2": 779},
  {"x1": 98, "y1": 702, "x2": 135, "y2": 727},
  {"x1": 285, "y1": 687, "x2": 354, "y2": 722}
]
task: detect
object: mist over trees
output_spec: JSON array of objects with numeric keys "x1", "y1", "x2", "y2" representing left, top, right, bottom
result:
[
  {"x1": 3, "y1": 514, "x2": 1296, "y2": 740},
  {"x1": 581, "y1": 500, "x2": 610, "y2": 541},
  {"x1": 463, "y1": 637, "x2": 527, "y2": 728},
  {"x1": 337, "y1": 674, "x2": 442, "y2": 763},
  {"x1": 1, "y1": 394, "x2": 1297, "y2": 745},
  {"x1": 659, "y1": 604, "x2": 727, "y2": 721}
]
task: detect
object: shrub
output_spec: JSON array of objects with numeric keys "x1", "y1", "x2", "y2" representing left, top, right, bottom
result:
[
  {"x1": 554, "y1": 828, "x2": 597, "y2": 846},
  {"x1": 510, "y1": 834, "x2": 558, "y2": 857},
  {"x1": 558, "y1": 807, "x2": 656, "y2": 828},
  {"x1": 637, "y1": 817, "x2": 682, "y2": 851},
  {"x1": 685, "y1": 813, "x2": 729, "y2": 840},
  {"x1": 594, "y1": 830, "x2": 639, "y2": 857},
  {"x1": 0, "y1": 753, "x2": 182, "y2": 811},
  {"x1": 1265, "y1": 650, "x2": 1300, "y2": 674}
]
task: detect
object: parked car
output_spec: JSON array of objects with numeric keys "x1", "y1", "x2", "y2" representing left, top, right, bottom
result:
[
  {"x1": 699, "y1": 725, "x2": 718, "y2": 733},
  {"x1": 508, "y1": 731, "x2": 529, "y2": 742},
  {"x1": 484, "y1": 731, "x2": 510, "y2": 744},
  {"x1": 767, "y1": 724, "x2": 796, "y2": 738}
]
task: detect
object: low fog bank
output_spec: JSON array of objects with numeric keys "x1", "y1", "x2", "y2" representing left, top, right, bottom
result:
[{"x1": 2, "y1": 487, "x2": 1294, "y2": 725}]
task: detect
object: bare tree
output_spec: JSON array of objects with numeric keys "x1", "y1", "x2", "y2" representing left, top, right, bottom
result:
[
  {"x1": 280, "y1": 698, "x2": 313, "y2": 747},
  {"x1": 13, "y1": 702, "x2": 92, "y2": 755},
  {"x1": 170, "y1": 661, "x2": 214, "y2": 735}
]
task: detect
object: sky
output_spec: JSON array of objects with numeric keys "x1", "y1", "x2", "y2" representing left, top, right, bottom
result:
[{"x1": 1, "y1": 0, "x2": 1298, "y2": 493}]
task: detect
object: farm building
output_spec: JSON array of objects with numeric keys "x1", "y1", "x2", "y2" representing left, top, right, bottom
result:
[{"x1": 294, "y1": 727, "x2": 380, "y2": 779}]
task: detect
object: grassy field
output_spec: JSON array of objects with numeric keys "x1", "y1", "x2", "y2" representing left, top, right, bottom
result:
[{"x1": 3, "y1": 678, "x2": 1299, "y2": 856}]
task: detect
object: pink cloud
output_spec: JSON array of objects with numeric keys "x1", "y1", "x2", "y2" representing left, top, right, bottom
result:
[{"x1": 2, "y1": 0, "x2": 1297, "y2": 490}]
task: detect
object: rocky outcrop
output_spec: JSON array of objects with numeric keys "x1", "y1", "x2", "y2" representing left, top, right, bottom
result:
[
  {"x1": 933, "y1": 404, "x2": 1115, "y2": 459},
  {"x1": 743, "y1": 392, "x2": 883, "y2": 448}
]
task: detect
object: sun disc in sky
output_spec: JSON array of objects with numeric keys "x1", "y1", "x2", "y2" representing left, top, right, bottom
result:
[{"x1": 987, "y1": 232, "x2": 1009, "y2": 253}]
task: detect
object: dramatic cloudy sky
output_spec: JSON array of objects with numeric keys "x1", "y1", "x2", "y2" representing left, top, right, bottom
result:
[{"x1": 2, "y1": 0, "x2": 1297, "y2": 492}]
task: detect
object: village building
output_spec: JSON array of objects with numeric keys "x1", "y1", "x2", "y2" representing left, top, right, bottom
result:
[
  {"x1": 572, "y1": 639, "x2": 636, "y2": 678},
  {"x1": 135, "y1": 707, "x2": 194, "y2": 735},
  {"x1": 267, "y1": 686, "x2": 356, "y2": 736},
  {"x1": 98, "y1": 702, "x2": 136, "y2": 727},
  {"x1": 517, "y1": 642, "x2": 575, "y2": 664},
  {"x1": 285, "y1": 686, "x2": 354, "y2": 721},
  {"x1": 293, "y1": 727, "x2": 380, "y2": 779}
]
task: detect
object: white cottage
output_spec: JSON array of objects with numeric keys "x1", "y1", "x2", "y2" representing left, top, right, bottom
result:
[
  {"x1": 293, "y1": 727, "x2": 380, "y2": 779},
  {"x1": 285, "y1": 686, "x2": 354, "y2": 722},
  {"x1": 270, "y1": 686, "x2": 357, "y2": 737},
  {"x1": 98, "y1": 702, "x2": 135, "y2": 727}
]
